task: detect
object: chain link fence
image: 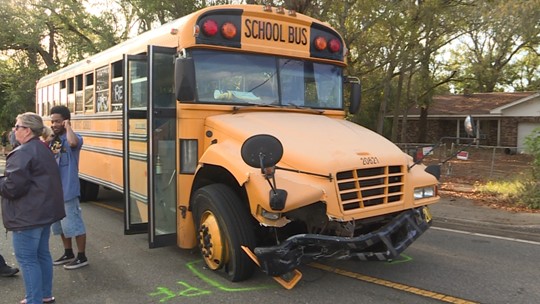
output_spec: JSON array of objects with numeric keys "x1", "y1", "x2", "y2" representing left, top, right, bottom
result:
[{"x1": 397, "y1": 143, "x2": 533, "y2": 182}]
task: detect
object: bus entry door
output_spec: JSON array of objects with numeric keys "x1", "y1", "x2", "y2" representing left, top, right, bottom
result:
[
  {"x1": 147, "y1": 45, "x2": 177, "y2": 248},
  {"x1": 123, "y1": 54, "x2": 149, "y2": 235},
  {"x1": 123, "y1": 46, "x2": 177, "y2": 249}
]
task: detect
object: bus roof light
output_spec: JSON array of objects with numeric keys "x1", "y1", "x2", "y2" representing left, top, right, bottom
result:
[
  {"x1": 276, "y1": 6, "x2": 285, "y2": 14},
  {"x1": 221, "y1": 22, "x2": 237, "y2": 40},
  {"x1": 202, "y1": 19, "x2": 218, "y2": 37},
  {"x1": 287, "y1": 10, "x2": 296, "y2": 17},
  {"x1": 328, "y1": 38, "x2": 341, "y2": 53},
  {"x1": 314, "y1": 36, "x2": 327, "y2": 51},
  {"x1": 263, "y1": 5, "x2": 272, "y2": 12}
]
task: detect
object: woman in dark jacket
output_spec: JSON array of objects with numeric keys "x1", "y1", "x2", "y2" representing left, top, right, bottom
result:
[{"x1": 0, "y1": 112, "x2": 65, "y2": 304}]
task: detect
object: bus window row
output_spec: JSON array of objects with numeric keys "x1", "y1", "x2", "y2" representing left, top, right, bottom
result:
[{"x1": 37, "y1": 60, "x2": 124, "y2": 116}]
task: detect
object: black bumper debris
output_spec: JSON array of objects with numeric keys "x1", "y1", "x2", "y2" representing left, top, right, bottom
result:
[{"x1": 253, "y1": 206, "x2": 432, "y2": 276}]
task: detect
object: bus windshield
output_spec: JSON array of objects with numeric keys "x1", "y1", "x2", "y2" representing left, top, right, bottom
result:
[{"x1": 192, "y1": 50, "x2": 343, "y2": 109}]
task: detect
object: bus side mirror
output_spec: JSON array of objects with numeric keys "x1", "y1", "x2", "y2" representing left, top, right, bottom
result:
[
  {"x1": 346, "y1": 77, "x2": 361, "y2": 114},
  {"x1": 241, "y1": 134, "x2": 287, "y2": 211},
  {"x1": 175, "y1": 57, "x2": 196, "y2": 102},
  {"x1": 241, "y1": 134, "x2": 283, "y2": 170}
]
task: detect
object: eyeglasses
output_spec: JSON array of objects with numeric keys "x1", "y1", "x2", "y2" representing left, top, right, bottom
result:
[{"x1": 14, "y1": 125, "x2": 28, "y2": 130}]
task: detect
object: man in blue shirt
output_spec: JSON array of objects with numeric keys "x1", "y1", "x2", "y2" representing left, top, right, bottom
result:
[{"x1": 49, "y1": 105, "x2": 88, "y2": 270}]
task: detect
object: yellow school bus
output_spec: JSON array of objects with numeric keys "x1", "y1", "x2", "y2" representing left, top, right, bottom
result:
[{"x1": 36, "y1": 4, "x2": 439, "y2": 288}]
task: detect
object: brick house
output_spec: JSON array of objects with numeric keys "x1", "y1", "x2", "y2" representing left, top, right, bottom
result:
[{"x1": 397, "y1": 91, "x2": 540, "y2": 152}]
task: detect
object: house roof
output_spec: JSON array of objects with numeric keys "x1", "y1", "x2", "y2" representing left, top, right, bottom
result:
[{"x1": 405, "y1": 91, "x2": 539, "y2": 117}]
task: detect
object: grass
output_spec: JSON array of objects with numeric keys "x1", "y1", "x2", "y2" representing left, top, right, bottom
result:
[
  {"x1": 476, "y1": 180, "x2": 523, "y2": 199},
  {"x1": 476, "y1": 178, "x2": 540, "y2": 209}
]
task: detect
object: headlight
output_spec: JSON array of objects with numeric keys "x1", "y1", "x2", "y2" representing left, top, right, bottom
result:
[{"x1": 414, "y1": 186, "x2": 436, "y2": 199}]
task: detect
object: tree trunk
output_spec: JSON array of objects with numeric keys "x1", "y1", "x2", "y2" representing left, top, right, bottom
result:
[
  {"x1": 377, "y1": 64, "x2": 395, "y2": 135},
  {"x1": 391, "y1": 70, "x2": 404, "y2": 142},
  {"x1": 418, "y1": 106, "x2": 428, "y2": 143}
]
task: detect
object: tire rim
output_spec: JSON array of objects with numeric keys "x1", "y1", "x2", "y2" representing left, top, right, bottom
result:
[{"x1": 198, "y1": 210, "x2": 226, "y2": 270}]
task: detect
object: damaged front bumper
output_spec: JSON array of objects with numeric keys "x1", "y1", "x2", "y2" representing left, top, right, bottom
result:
[{"x1": 253, "y1": 206, "x2": 432, "y2": 277}]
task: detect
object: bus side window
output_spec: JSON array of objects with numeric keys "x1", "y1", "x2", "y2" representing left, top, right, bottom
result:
[
  {"x1": 111, "y1": 60, "x2": 123, "y2": 112},
  {"x1": 153, "y1": 53, "x2": 174, "y2": 108},
  {"x1": 84, "y1": 72, "x2": 94, "y2": 113},
  {"x1": 96, "y1": 66, "x2": 110, "y2": 112},
  {"x1": 75, "y1": 74, "x2": 84, "y2": 113},
  {"x1": 67, "y1": 78, "x2": 75, "y2": 112}
]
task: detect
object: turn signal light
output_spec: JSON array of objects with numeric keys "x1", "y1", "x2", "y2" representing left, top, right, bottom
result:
[
  {"x1": 314, "y1": 36, "x2": 327, "y2": 51},
  {"x1": 221, "y1": 22, "x2": 237, "y2": 39}
]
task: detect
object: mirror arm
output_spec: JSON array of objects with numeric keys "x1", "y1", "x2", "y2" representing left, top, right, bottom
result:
[
  {"x1": 275, "y1": 166, "x2": 333, "y2": 181},
  {"x1": 407, "y1": 135, "x2": 477, "y2": 171},
  {"x1": 439, "y1": 138, "x2": 476, "y2": 165},
  {"x1": 259, "y1": 152, "x2": 266, "y2": 175}
]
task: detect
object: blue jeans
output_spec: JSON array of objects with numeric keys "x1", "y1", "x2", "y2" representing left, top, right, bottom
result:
[{"x1": 12, "y1": 225, "x2": 53, "y2": 304}]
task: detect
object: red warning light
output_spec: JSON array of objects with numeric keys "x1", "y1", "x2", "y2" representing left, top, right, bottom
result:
[
  {"x1": 202, "y1": 19, "x2": 218, "y2": 36},
  {"x1": 328, "y1": 38, "x2": 341, "y2": 53}
]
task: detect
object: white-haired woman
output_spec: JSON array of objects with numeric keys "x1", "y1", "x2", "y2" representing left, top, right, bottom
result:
[{"x1": 0, "y1": 112, "x2": 65, "y2": 304}]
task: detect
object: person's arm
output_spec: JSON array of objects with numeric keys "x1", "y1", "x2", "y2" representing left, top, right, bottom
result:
[
  {"x1": 0, "y1": 152, "x2": 31, "y2": 199},
  {"x1": 63, "y1": 119, "x2": 79, "y2": 148}
]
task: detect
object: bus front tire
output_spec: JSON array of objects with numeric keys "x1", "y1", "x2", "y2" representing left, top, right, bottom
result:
[{"x1": 192, "y1": 184, "x2": 256, "y2": 282}]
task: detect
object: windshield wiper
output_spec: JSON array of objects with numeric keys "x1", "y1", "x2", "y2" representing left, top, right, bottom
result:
[
  {"x1": 232, "y1": 102, "x2": 281, "y2": 113},
  {"x1": 285, "y1": 103, "x2": 325, "y2": 114},
  {"x1": 232, "y1": 102, "x2": 324, "y2": 114}
]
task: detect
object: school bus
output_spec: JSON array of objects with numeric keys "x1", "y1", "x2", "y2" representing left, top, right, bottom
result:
[{"x1": 36, "y1": 4, "x2": 439, "y2": 288}]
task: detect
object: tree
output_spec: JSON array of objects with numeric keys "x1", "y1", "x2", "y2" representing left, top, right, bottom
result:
[
  {"x1": 447, "y1": 0, "x2": 540, "y2": 93},
  {"x1": 0, "y1": 57, "x2": 38, "y2": 131},
  {"x1": 117, "y1": 0, "x2": 199, "y2": 31},
  {"x1": 334, "y1": 0, "x2": 467, "y2": 141},
  {"x1": 0, "y1": 0, "x2": 130, "y2": 122},
  {"x1": 504, "y1": 48, "x2": 540, "y2": 91},
  {"x1": 0, "y1": 0, "x2": 539, "y2": 142}
]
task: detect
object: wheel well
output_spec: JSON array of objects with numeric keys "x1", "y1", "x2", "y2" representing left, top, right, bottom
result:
[
  {"x1": 80, "y1": 178, "x2": 100, "y2": 202},
  {"x1": 191, "y1": 164, "x2": 249, "y2": 210}
]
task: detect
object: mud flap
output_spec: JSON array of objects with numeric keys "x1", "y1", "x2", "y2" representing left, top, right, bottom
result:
[{"x1": 241, "y1": 246, "x2": 303, "y2": 289}]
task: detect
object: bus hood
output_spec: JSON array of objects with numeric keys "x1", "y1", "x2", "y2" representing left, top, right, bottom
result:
[{"x1": 206, "y1": 112, "x2": 407, "y2": 172}]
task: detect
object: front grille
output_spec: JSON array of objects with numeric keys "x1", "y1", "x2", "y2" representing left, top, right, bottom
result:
[{"x1": 336, "y1": 166, "x2": 404, "y2": 211}]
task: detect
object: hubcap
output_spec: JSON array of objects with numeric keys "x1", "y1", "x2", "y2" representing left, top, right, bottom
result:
[{"x1": 198, "y1": 211, "x2": 225, "y2": 270}]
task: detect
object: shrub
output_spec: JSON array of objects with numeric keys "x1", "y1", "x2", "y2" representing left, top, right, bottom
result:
[
  {"x1": 523, "y1": 127, "x2": 540, "y2": 179},
  {"x1": 519, "y1": 181, "x2": 540, "y2": 209},
  {"x1": 521, "y1": 128, "x2": 540, "y2": 209}
]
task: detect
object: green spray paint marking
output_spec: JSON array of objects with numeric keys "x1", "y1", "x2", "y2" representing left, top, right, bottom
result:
[
  {"x1": 186, "y1": 260, "x2": 275, "y2": 292},
  {"x1": 385, "y1": 253, "x2": 413, "y2": 265},
  {"x1": 149, "y1": 260, "x2": 275, "y2": 302},
  {"x1": 176, "y1": 281, "x2": 212, "y2": 297},
  {"x1": 149, "y1": 281, "x2": 211, "y2": 302},
  {"x1": 149, "y1": 287, "x2": 177, "y2": 302}
]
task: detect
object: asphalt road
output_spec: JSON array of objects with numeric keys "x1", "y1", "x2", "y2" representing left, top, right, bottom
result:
[{"x1": 1, "y1": 187, "x2": 539, "y2": 304}]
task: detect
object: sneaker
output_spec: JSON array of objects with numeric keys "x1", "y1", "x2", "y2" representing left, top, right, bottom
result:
[
  {"x1": 0, "y1": 264, "x2": 19, "y2": 277},
  {"x1": 63, "y1": 257, "x2": 88, "y2": 270},
  {"x1": 53, "y1": 254, "x2": 75, "y2": 265}
]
